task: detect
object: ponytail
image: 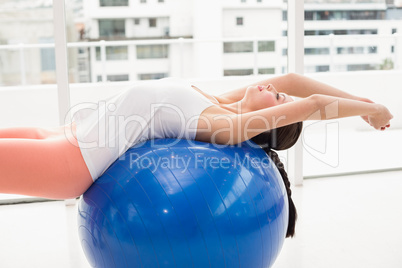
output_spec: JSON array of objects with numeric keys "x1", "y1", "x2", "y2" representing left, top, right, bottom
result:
[
  {"x1": 250, "y1": 122, "x2": 302, "y2": 238},
  {"x1": 266, "y1": 149, "x2": 297, "y2": 238}
]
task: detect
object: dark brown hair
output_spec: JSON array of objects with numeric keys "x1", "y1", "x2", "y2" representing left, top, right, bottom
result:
[{"x1": 250, "y1": 121, "x2": 303, "y2": 238}]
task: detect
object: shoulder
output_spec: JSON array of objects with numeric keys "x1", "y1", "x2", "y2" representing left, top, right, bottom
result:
[
  {"x1": 213, "y1": 95, "x2": 236, "y2": 105},
  {"x1": 198, "y1": 105, "x2": 235, "y2": 127},
  {"x1": 199, "y1": 105, "x2": 235, "y2": 118},
  {"x1": 195, "y1": 105, "x2": 235, "y2": 143}
]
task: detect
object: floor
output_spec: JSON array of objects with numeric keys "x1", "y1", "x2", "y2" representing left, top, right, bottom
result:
[
  {"x1": 274, "y1": 170, "x2": 402, "y2": 268},
  {"x1": 0, "y1": 170, "x2": 401, "y2": 268}
]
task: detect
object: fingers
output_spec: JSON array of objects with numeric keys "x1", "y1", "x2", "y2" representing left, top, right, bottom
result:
[
  {"x1": 380, "y1": 123, "x2": 391, "y2": 131},
  {"x1": 358, "y1": 97, "x2": 375, "y2": 104}
]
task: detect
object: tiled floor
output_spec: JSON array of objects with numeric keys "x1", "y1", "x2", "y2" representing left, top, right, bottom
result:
[{"x1": 0, "y1": 170, "x2": 401, "y2": 268}]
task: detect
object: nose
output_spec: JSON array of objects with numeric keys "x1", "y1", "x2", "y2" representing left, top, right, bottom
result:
[{"x1": 266, "y1": 84, "x2": 277, "y2": 94}]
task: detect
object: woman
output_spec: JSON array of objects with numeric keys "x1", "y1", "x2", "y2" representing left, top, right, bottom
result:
[{"x1": 0, "y1": 73, "x2": 392, "y2": 238}]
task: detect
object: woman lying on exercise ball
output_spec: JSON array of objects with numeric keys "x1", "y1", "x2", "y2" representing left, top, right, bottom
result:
[{"x1": 0, "y1": 73, "x2": 393, "y2": 238}]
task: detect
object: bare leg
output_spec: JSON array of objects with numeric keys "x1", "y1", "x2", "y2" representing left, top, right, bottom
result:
[
  {"x1": 0, "y1": 134, "x2": 93, "y2": 199},
  {"x1": 0, "y1": 126, "x2": 64, "y2": 139}
]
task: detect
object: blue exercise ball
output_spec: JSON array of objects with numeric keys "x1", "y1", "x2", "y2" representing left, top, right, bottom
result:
[{"x1": 78, "y1": 139, "x2": 288, "y2": 268}]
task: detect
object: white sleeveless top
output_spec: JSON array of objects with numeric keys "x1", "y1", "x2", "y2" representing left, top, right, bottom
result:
[{"x1": 73, "y1": 78, "x2": 215, "y2": 181}]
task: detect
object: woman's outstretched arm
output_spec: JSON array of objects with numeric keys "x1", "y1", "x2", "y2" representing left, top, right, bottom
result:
[
  {"x1": 216, "y1": 73, "x2": 367, "y2": 103},
  {"x1": 197, "y1": 94, "x2": 393, "y2": 145}
]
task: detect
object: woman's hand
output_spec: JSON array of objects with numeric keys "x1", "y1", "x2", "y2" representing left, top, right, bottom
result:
[
  {"x1": 367, "y1": 104, "x2": 393, "y2": 131},
  {"x1": 357, "y1": 97, "x2": 374, "y2": 125},
  {"x1": 357, "y1": 97, "x2": 392, "y2": 130}
]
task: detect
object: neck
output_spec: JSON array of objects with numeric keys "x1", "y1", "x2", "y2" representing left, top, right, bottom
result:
[{"x1": 219, "y1": 100, "x2": 252, "y2": 114}]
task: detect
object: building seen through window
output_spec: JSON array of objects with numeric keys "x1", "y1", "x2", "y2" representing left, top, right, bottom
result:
[
  {"x1": 0, "y1": 0, "x2": 401, "y2": 85},
  {"x1": 100, "y1": 0, "x2": 129, "y2": 7}
]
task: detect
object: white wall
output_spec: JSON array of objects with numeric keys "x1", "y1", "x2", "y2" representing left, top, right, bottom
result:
[
  {"x1": 192, "y1": 0, "x2": 223, "y2": 78},
  {"x1": 0, "y1": 6, "x2": 77, "y2": 86},
  {"x1": 222, "y1": 7, "x2": 283, "y2": 38},
  {"x1": 169, "y1": 0, "x2": 193, "y2": 37},
  {"x1": 0, "y1": 8, "x2": 54, "y2": 85},
  {"x1": 126, "y1": 17, "x2": 170, "y2": 38}
]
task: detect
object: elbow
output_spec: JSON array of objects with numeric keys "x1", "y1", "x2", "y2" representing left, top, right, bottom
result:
[
  {"x1": 309, "y1": 93, "x2": 323, "y2": 103},
  {"x1": 286, "y1": 72, "x2": 299, "y2": 80},
  {"x1": 285, "y1": 72, "x2": 302, "y2": 84},
  {"x1": 308, "y1": 94, "x2": 321, "y2": 104},
  {"x1": 282, "y1": 72, "x2": 301, "y2": 95},
  {"x1": 305, "y1": 94, "x2": 323, "y2": 119}
]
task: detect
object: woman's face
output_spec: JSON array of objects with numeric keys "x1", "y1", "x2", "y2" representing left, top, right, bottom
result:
[{"x1": 243, "y1": 84, "x2": 293, "y2": 111}]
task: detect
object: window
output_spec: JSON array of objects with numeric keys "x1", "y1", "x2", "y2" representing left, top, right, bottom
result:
[
  {"x1": 333, "y1": 30, "x2": 347, "y2": 35},
  {"x1": 107, "y1": 74, "x2": 129, "y2": 81},
  {"x1": 258, "y1": 41, "x2": 275, "y2": 52},
  {"x1": 96, "y1": 46, "x2": 128, "y2": 61},
  {"x1": 100, "y1": 0, "x2": 128, "y2": 7},
  {"x1": 258, "y1": 68, "x2": 275, "y2": 74},
  {"x1": 39, "y1": 37, "x2": 56, "y2": 71},
  {"x1": 317, "y1": 11, "x2": 330, "y2": 20},
  {"x1": 223, "y1": 42, "x2": 253, "y2": 53},
  {"x1": 337, "y1": 46, "x2": 365, "y2": 55},
  {"x1": 316, "y1": 65, "x2": 330, "y2": 72},
  {"x1": 305, "y1": 48, "x2": 330, "y2": 55},
  {"x1": 138, "y1": 73, "x2": 167, "y2": 80},
  {"x1": 305, "y1": 11, "x2": 314, "y2": 20},
  {"x1": 140, "y1": 0, "x2": 146, "y2": 3},
  {"x1": 368, "y1": 46, "x2": 377, "y2": 54},
  {"x1": 305, "y1": 10, "x2": 385, "y2": 21},
  {"x1": 149, "y1": 18, "x2": 157, "y2": 28},
  {"x1": 97, "y1": 74, "x2": 129, "y2": 82},
  {"x1": 134, "y1": 19, "x2": 140, "y2": 25},
  {"x1": 241, "y1": 0, "x2": 246, "y2": 2},
  {"x1": 349, "y1": 10, "x2": 385, "y2": 20},
  {"x1": 224, "y1": 69, "x2": 253, "y2": 76},
  {"x1": 347, "y1": 64, "x2": 378, "y2": 71},
  {"x1": 305, "y1": 65, "x2": 330, "y2": 73},
  {"x1": 305, "y1": 29, "x2": 377, "y2": 36},
  {"x1": 78, "y1": 62, "x2": 87, "y2": 71},
  {"x1": 99, "y1": 19, "x2": 125, "y2": 38},
  {"x1": 137, "y1": 45, "x2": 169, "y2": 59},
  {"x1": 236, "y1": 17, "x2": 243, "y2": 26},
  {"x1": 158, "y1": 0, "x2": 164, "y2": 2}
]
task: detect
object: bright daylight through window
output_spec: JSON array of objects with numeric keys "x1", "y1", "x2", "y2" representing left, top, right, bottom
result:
[{"x1": 0, "y1": 0, "x2": 401, "y2": 197}]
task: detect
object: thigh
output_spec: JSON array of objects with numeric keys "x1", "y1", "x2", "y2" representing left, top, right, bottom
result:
[
  {"x1": 0, "y1": 136, "x2": 93, "y2": 199},
  {"x1": 0, "y1": 126, "x2": 63, "y2": 139}
]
